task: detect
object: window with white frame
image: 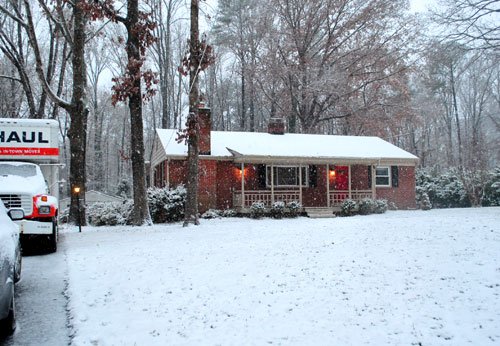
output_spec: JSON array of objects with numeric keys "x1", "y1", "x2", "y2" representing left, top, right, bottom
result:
[
  {"x1": 375, "y1": 167, "x2": 391, "y2": 187},
  {"x1": 266, "y1": 165, "x2": 308, "y2": 187}
]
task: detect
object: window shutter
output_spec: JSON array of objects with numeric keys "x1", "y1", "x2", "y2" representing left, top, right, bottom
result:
[
  {"x1": 309, "y1": 165, "x2": 317, "y2": 187},
  {"x1": 258, "y1": 165, "x2": 266, "y2": 188},
  {"x1": 368, "y1": 166, "x2": 372, "y2": 188},
  {"x1": 391, "y1": 166, "x2": 399, "y2": 187}
]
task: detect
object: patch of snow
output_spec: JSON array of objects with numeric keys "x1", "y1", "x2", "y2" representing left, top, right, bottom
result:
[{"x1": 64, "y1": 208, "x2": 500, "y2": 345}]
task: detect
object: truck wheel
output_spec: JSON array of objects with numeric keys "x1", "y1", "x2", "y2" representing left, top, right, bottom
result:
[
  {"x1": 48, "y1": 218, "x2": 58, "y2": 253},
  {"x1": 0, "y1": 287, "x2": 16, "y2": 336}
]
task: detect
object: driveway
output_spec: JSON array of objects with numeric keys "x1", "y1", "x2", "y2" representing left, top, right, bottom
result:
[{"x1": 1, "y1": 235, "x2": 70, "y2": 346}]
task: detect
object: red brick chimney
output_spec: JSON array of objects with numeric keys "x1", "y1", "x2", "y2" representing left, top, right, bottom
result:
[
  {"x1": 198, "y1": 103, "x2": 211, "y2": 155},
  {"x1": 268, "y1": 117, "x2": 286, "y2": 135}
]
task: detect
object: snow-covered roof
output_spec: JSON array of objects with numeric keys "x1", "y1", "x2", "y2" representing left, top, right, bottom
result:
[{"x1": 154, "y1": 129, "x2": 419, "y2": 165}]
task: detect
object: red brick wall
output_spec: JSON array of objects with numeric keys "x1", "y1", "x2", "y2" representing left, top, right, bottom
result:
[
  {"x1": 351, "y1": 165, "x2": 370, "y2": 190},
  {"x1": 216, "y1": 161, "x2": 240, "y2": 210},
  {"x1": 376, "y1": 166, "x2": 416, "y2": 209},
  {"x1": 161, "y1": 160, "x2": 416, "y2": 211},
  {"x1": 169, "y1": 160, "x2": 188, "y2": 187}
]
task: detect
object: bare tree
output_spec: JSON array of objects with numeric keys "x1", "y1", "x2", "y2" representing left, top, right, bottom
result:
[
  {"x1": 0, "y1": 0, "x2": 90, "y2": 223},
  {"x1": 434, "y1": 0, "x2": 500, "y2": 51}
]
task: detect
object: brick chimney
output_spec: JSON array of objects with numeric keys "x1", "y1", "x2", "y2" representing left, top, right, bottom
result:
[
  {"x1": 198, "y1": 103, "x2": 211, "y2": 155},
  {"x1": 268, "y1": 117, "x2": 286, "y2": 135}
]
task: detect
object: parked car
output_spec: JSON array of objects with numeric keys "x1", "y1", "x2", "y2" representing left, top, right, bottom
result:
[{"x1": 0, "y1": 201, "x2": 23, "y2": 335}]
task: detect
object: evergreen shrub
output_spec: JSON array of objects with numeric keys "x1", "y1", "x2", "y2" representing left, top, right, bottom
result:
[
  {"x1": 270, "y1": 201, "x2": 285, "y2": 219},
  {"x1": 250, "y1": 201, "x2": 266, "y2": 219},
  {"x1": 147, "y1": 185, "x2": 186, "y2": 223},
  {"x1": 358, "y1": 198, "x2": 376, "y2": 215},
  {"x1": 286, "y1": 201, "x2": 303, "y2": 218},
  {"x1": 374, "y1": 199, "x2": 388, "y2": 214},
  {"x1": 340, "y1": 199, "x2": 357, "y2": 216}
]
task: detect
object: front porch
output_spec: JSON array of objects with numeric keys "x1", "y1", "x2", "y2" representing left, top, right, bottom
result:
[
  {"x1": 232, "y1": 189, "x2": 374, "y2": 211},
  {"x1": 231, "y1": 162, "x2": 377, "y2": 212}
]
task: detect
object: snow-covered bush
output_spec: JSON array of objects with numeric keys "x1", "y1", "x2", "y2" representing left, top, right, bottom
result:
[
  {"x1": 340, "y1": 199, "x2": 357, "y2": 216},
  {"x1": 388, "y1": 202, "x2": 398, "y2": 211},
  {"x1": 483, "y1": 166, "x2": 500, "y2": 206},
  {"x1": 270, "y1": 201, "x2": 285, "y2": 219},
  {"x1": 87, "y1": 200, "x2": 133, "y2": 226},
  {"x1": 419, "y1": 192, "x2": 432, "y2": 210},
  {"x1": 250, "y1": 201, "x2": 265, "y2": 219},
  {"x1": 201, "y1": 209, "x2": 221, "y2": 219},
  {"x1": 374, "y1": 199, "x2": 388, "y2": 214},
  {"x1": 286, "y1": 201, "x2": 302, "y2": 218},
  {"x1": 416, "y1": 169, "x2": 470, "y2": 209},
  {"x1": 358, "y1": 198, "x2": 375, "y2": 215},
  {"x1": 221, "y1": 209, "x2": 237, "y2": 217},
  {"x1": 147, "y1": 185, "x2": 186, "y2": 223}
]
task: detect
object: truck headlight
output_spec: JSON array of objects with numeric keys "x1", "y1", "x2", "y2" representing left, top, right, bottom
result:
[{"x1": 38, "y1": 206, "x2": 51, "y2": 215}]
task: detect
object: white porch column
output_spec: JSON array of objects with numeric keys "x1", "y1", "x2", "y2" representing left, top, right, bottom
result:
[
  {"x1": 299, "y1": 164, "x2": 303, "y2": 205},
  {"x1": 371, "y1": 165, "x2": 376, "y2": 200},
  {"x1": 348, "y1": 165, "x2": 352, "y2": 200},
  {"x1": 271, "y1": 163, "x2": 275, "y2": 204},
  {"x1": 326, "y1": 164, "x2": 330, "y2": 208},
  {"x1": 241, "y1": 162, "x2": 245, "y2": 209}
]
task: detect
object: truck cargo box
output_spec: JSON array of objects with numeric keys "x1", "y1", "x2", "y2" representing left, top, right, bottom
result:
[{"x1": 0, "y1": 118, "x2": 59, "y2": 163}]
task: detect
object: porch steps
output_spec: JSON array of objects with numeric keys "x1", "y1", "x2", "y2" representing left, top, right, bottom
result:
[{"x1": 305, "y1": 207, "x2": 337, "y2": 218}]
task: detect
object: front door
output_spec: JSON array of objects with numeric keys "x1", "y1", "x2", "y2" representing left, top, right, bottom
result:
[{"x1": 333, "y1": 166, "x2": 349, "y2": 190}]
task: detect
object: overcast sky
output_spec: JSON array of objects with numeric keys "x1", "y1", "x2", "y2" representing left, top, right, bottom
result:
[{"x1": 410, "y1": 0, "x2": 437, "y2": 13}]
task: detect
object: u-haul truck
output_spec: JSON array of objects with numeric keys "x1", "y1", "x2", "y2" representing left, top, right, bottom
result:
[{"x1": 0, "y1": 118, "x2": 60, "y2": 252}]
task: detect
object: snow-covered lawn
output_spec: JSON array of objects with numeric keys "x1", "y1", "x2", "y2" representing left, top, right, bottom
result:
[{"x1": 63, "y1": 208, "x2": 500, "y2": 346}]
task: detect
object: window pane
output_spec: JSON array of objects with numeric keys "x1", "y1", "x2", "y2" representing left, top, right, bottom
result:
[
  {"x1": 277, "y1": 167, "x2": 296, "y2": 186},
  {"x1": 376, "y1": 177, "x2": 389, "y2": 185},
  {"x1": 376, "y1": 167, "x2": 388, "y2": 176}
]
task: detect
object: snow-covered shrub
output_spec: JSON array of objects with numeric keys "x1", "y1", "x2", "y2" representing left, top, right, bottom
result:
[
  {"x1": 340, "y1": 199, "x2": 357, "y2": 216},
  {"x1": 87, "y1": 200, "x2": 133, "y2": 226},
  {"x1": 201, "y1": 209, "x2": 221, "y2": 219},
  {"x1": 116, "y1": 179, "x2": 131, "y2": 198},
  {"x1": 388, "y1": 202, "x2": 398, "y2": 211},
  {"x1": 221, "y1": 209, "x2": 237, "y2": 217},
  {"x1": 147, "y1": 185, "x2": 186, "y2": 223},
  {"x1": 286, "y1": 201, "x2": 302, "y2": 218},
  {"x1": 419, "y1": 192, "x2": 432, "y2": 210},
  {"x1": 483, "y1": 166, "x2": 500, "y2": 206},
  {"x1": 416, "y1": 169, "x2": 470, "y2": 209},
  {"x1": 374, "y1": 199, "x2": 388, "y2": 214},
  {"x1": 358, "y1": 198, "x2": 375, "y2": 215},
  {"x1": 250, "y1": 201, "x2": 266, "y2": 219},
  {"x1": 270, "y1": 201, "x2": 285, "y2": 219}
]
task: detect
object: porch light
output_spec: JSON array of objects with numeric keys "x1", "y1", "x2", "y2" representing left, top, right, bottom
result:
[{"x1": 330, "y1": 169, "x2": 336, "y2": 177}]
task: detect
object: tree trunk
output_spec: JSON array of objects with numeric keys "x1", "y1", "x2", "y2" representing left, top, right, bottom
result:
[
  {"x1": 240, "y1": 60, "x2": 246, "y2": 131},
  {"x1": 126, "y1": 0, "x2": 151, "y2": 226},
  {"x1": 68, "y1": 0, "x2": 88, "y2": 225},
  {"x1": 184, "y1": 0, "x2": 201, "y2": 226}
]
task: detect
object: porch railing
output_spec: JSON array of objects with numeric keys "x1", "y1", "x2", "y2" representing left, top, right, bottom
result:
[
  {"x1": 233, "y1": 189, "x2": 373, "y2": 208},
  {"x1": 329, "y1": 190, "x2": 373, "y2": 206},
  {"x1": 233, "y1": 190, "x2": 300, "y2": 208}
]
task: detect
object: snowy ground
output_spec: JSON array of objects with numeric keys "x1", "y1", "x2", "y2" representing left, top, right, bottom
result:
[{"x1": 62, "y1": 208, "x2": 500, "y2": 346}]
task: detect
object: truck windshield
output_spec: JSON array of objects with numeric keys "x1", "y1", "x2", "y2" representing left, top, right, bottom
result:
[{"x1": 0, "y1": 164, "x2": 37, "y2": 177}]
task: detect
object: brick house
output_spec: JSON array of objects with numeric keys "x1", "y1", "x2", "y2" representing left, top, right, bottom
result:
[{"x1": 150, "y1": 106, "x2": 419, "y2": 214}]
